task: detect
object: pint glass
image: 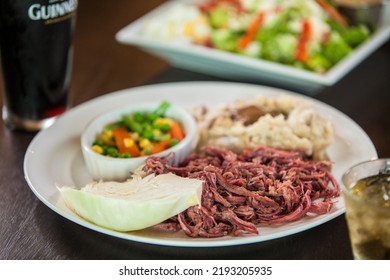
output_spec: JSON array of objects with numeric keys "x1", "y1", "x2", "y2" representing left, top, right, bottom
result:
[{"x1": 0, "y1": 0, "x2": 78, "y2": 131}]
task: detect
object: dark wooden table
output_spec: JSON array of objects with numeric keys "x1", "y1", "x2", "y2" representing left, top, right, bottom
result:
[{"x1": 1, "y1": 0, "x2": 389, "y2": 260}]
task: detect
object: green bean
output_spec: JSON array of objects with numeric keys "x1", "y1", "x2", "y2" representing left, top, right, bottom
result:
[
  {"x1": 103, "y1": 121, "x2": 122, "y2": 131},
  {"x1": 153, "y1": 101, "x2": 171, "y2": 116},
  {"x1": 122, "y1": 115, "x2": 143, "y2": 134},
  {"x1": 153, "y1": 133, "x2": 170, "y2": 142}
]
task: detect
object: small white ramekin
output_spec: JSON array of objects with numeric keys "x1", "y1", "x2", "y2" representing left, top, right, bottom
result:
[{"x1": 81, "y1": 102, "x2": 197, "y2": 181}]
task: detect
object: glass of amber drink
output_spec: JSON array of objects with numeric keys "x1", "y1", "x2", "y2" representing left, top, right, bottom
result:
[{"x1": 342, "y1": 158, "x2": 390, "y2": 259}]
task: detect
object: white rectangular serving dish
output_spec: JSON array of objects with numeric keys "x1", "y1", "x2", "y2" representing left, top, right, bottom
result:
[{"x1": 116, "y1": 0, "x2": 390, "y2": 94}]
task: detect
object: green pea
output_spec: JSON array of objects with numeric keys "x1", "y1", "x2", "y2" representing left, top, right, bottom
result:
[
  {"x1": 160, "y1": 123, "x2": 171, "y2": 132},
  {"x1": 107, "y1": 147, "x2": 119, "y2": 157},
  {"x1": 93, "y1": 139, "x2": 103, "y2": 146},
  {"x1": 120, "y1": 152, "x2": 132, "y2": 158},
  {"x1": 170, "y1": 139, "x2": 179, "y2": 147},
  {"x1": 142, "y1": 129, "x2": 154, "y2": 140},
  {"x1": 147, "y1": 112, "x2": 158, "y2": 122},
  {"x1": 133, "y1": 112, "x2": 144, "y2": 123}
]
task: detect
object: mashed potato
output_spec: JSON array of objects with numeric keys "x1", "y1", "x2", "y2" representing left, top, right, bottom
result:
[{"x1": 193, "y1": 95, "x2": 334, "y2": 160}]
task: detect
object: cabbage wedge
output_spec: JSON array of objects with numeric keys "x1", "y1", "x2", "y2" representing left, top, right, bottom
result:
[{"x1": 60, "y1": 173, "x2": 203, "y2": 232}]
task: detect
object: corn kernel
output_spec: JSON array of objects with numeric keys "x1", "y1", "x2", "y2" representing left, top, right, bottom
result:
[
  {"x1": 139, "y1": 138, "x2": 152, "y2": 149},
  {"x1": 123, "y1": 138, "x2": 134, "y2": 148},
  {"x1": 92, "y1": 145, "x2": 103, "y2": 154},
  {"x1": 153, "y1": 129, "x2": 162, "y2": 137},
  {"x1": 131, "y1": 132, "x2": 139, "y2": 141},
  {"x1": 104, "y1": 130, "x2": 113, "y2": 138},
  {"x1": 154, "y1": 117, "x2": 172, "y2": 126},
  {"x1": 101, "y1": 132, "x2": 114, "y2": 145}
]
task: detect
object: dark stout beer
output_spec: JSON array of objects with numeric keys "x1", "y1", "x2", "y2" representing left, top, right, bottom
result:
[{"x1": 0, "y1": 0, "x2": 77, "y2": 131}]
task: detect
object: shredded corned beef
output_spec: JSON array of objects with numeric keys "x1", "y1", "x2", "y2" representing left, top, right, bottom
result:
[{"x1": 143, "y1": 146, "x2": 340, "y2": 238}]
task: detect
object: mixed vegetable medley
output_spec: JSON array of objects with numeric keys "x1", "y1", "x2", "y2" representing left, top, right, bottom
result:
[
  {"x1": 92, "y1": 101, "x2": 185, "y2": 158},
  {"x1": 143, "y1": 0, "x2": 372, "y2": 73}
]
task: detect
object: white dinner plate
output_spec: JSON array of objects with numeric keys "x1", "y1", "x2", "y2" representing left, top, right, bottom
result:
[
  {"x1": 24, "y1": 81, "x2": 377, "y2": 247},
  {"x1": 116, "y1": 0, "x2": 390, "y2": 93}
]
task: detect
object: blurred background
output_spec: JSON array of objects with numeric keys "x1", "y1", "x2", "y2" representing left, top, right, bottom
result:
[{"x1": 68, "y1": 0, "x2": 169, "y2": 105}]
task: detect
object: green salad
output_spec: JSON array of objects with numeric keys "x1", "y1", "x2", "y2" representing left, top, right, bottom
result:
[{"x1": 158, "y1": 0, "x2": 372, "y2": 73}]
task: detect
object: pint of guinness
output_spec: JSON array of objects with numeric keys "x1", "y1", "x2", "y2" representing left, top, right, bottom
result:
[{"x1": 0, "y1": 0, "x2": 78, "y2": 131}]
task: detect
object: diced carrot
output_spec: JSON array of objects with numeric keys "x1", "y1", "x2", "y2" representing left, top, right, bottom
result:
[
  {"x1": 113, "y1": 127, "x2": 140, "y2": 157},
  {"x1": 296, "y1": 19, "x2": 312, "y2": 63},
  {"x1": 237, "y1": 11, "x2": 265, "y2": 50},
  {"x1": 199, "y1": 0, "x2": 243, "y2": 13},
  {"x1": 150, "y1": 139, "x2": 172, "y2": 154},
  {"x1": 316, "y1": 0, "x2": 348, "y2": 28},
  {"x1": 169, "y1": 121, "x2": 185, "y2": 141}
]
